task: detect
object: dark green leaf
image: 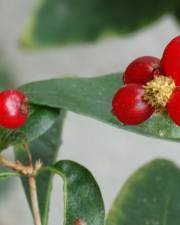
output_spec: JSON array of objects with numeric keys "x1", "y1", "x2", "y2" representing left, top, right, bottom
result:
[
  {"x1": 14, "y1": 110, "x2": 65, "y2": 225},
  {"x1": 173, "y1": 4, "x2": 180, "y2": 23},
  {"x1": 47, "y1": 160, "x2": 105, "y2": 225},
  {"x1": 20, "y1": 0, "x2": 179, "y2": 48},
  {"x1": 20, "y1": 73, "x2": 180, "y2": 142},
  {"x1": 0, "y1": 104, "x2": 59, "y2": 151},
  {"x1": 106, "y1": 159, "x2": 180, "y2": 225}
]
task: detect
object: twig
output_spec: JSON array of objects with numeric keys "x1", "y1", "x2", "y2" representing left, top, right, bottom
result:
[
  {"x1": 28, "y1": 175, "x2": 42, "y2": 225},
  {"x1": 0, "y1": 155, "x2": 33, "y2": 175},
  {"x1": 0, "y1": 144, "x2": 43, "y2": 225}
]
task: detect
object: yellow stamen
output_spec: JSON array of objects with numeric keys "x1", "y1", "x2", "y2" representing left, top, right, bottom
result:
[{"x1": 143, "y1": 75, "x2": 175, "y2": 112}]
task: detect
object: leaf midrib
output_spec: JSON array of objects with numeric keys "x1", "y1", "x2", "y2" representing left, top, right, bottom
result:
[{"x1": 25, "y1": 91, "x2": 111, "y2": 107}]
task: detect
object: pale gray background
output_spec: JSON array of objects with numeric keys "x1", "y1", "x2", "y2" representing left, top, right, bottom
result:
[{"x1": 0, "y1": 1, "x2": 180, "y2": 225}]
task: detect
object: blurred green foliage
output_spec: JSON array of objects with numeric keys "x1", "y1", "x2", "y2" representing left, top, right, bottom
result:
[{"x1": 21, "y1": 0, "x2": 180, "y2": 48}]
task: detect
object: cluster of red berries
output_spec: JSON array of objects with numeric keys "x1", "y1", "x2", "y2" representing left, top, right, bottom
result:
[
  {"x1": 0, "y1": 89, "x2": 28, "y2": 129},
  {"x1": 112, "y1": 36, "x2": 180, "y2": 126}
]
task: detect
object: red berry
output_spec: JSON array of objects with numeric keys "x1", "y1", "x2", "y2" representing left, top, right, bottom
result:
[
  {"x1": 167, "y1": 88, "x2": 180, "y2": 126},
  {"x1": 0, "y1": 90, "x2": 29, "y2": 129},
  {"x1": 123, "y1": 56, "x2": 161, "y2": 85},
  {"x1": 112, "y1": 84, "x2": 154, "y2": 125},
  {"x1": 161, "y1": 36, "x2": 180, "y2": 85}
]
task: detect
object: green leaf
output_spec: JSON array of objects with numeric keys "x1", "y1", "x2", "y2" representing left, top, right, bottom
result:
[
  {"x1": 106, "y1": 159, "x2": 180, "y2": 225},
  {"x1": 0, "y1": 167, "x2": 19, "y2": 199},
  {"x1": 20, "y1": 73, "x2": 180, "y2": 142},
  {"x1": 0, "y1": 104, "x2": 59, "y2": 151},
  {"x1": 20, "y1": 0, "x2": 179, "y2": 48},
  {"x1": 0, "y1": 167, "x2": 18, "y2": 196},
  {"x1": 0, "y1": 167, "x2": 18, "y2": 179},
  {"x1": 47, "y1": 160, "x2": 105, "y2": 225},
  {"x1": 14, "y1": 110, "x2": 65, "y2": 225}
]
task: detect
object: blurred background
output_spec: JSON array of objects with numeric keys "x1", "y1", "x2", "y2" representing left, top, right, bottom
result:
[{"x1": 0, "y1": 0, "x2": 180, "y2": 224}]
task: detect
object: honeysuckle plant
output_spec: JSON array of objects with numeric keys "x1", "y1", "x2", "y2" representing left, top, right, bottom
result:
[
  {"x1": 1, "y1": 2, "x2": 180, "y2": 225},
  {"x1": 0, "y1": 34, "x2": 179, "y2": 225}
]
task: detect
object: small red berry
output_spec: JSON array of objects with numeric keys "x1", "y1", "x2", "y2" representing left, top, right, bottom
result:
[
  {"x1": 0, "y1": 89, "x2": 29, "y2": 129},
  {"x1": 73, "y1": 219, "x2": 86, "y2": 225},
  {"x1": 167, "y1": 88, "x2": 180, "y2": 126},
  {"x1": 161, "y1": 36, "x2": 180, "y2": 85},
  {"x1": 123, "y1": 56, "x2": 161, "y2": 85},
  {"x1": 112, "y1": 84, "x2": 154, "y2": 125}
]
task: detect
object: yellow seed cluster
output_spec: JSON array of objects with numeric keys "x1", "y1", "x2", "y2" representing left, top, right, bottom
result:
[{"x1": 143, "y1": 75, "x2": 175, "y2": 112}]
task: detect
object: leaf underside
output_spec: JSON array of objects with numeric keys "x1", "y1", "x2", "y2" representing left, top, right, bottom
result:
[
  {"x1": 14, "y1": 110, "x2": 65, "y2": 225},
  {"x1": 20, "y1": 73, "x2": 180, "y2": 142},
  {"x1": 48, "y1": 160, "x2": 105, "y2": 225},
  {"x1": 106, "y1": 159, "x2": 180, "y2": 225},
  {"x1": 20, "y1": 0, "x2": 180, "y2": 48}
]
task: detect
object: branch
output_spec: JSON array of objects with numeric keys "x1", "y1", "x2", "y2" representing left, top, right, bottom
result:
[
  {"x1": 0, "y1": 152, "x2": 43, "y2": 225},
  {"x1": 28, "y1": 175, "x2": 42, "y2": 225},
  {"x1": 0, "y1": 155, "x2": 33, "y2": 175}
]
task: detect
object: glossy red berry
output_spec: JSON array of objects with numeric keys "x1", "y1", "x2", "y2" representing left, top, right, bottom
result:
[
  {"x1": 167, "y1": 88, "x2": 180, "y2": 126},
  {"x1": 123, "y1": 56, "x2": 161, "y2": 85},
  {"x1": 112, "y1": 84, "x2": 154, "y2": 125},
  {"x1": 161, "y1": 36, "x2": 180, "y2": 85},
  {"x1": 0, "y1": 90, "x2": 29, "y2": 129}
]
